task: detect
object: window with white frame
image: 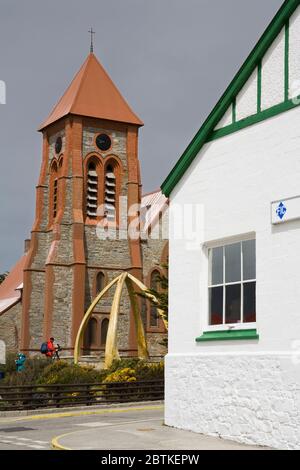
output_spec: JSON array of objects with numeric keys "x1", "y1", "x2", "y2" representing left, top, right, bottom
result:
[{"x1": 208, "y1": 239, "x2": 256, "y2": 326}]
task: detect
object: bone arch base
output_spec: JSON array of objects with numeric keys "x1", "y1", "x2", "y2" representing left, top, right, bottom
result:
[{"x1": 74, "y1": 272, "x2": 166, "y2": 368}]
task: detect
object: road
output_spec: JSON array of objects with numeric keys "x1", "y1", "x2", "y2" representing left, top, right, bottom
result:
[{"x1": 0, "y1": 404, "x2": 267, "y2": 450}]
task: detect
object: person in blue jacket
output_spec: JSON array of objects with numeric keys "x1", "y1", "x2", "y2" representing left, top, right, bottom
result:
[{"x1": 15, "y1": 353, "x2": 26, "y2": 372}]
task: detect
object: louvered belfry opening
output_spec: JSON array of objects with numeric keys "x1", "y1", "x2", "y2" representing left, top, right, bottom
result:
[
  {"x1": 105, "y1": 164, "x2": 116, "y2": 221},
  {"x1": 87, "y1": 161, "x2": 98, "y2": 218}
]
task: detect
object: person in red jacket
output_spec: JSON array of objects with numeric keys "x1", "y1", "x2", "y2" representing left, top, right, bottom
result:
[{"x1": 46, "y1": 337, "x2": 55, "y2": 358}]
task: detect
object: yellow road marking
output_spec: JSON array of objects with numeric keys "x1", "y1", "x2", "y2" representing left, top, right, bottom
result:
[
  {"x1": 0, "y1": 405, "x2": 164, "y2": 425},
  {"x1": 51, "y1": 416, "x2": 164, "y2": 451},
  {"x1": 52, "y1": 433, "x2": 72, "y2": 450}
]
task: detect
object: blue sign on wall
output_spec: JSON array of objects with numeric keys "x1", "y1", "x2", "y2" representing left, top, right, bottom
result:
[{"x1": 272, "y1": 196, "x2": 300, "y2": 225}]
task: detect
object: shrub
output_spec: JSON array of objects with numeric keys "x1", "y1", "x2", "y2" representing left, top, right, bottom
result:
[
  {"x1": 1, "y1": 354, "x2": 49, "y2": 386},
  {"x1": 0, "y1": 352, "x2": 18, "y2": 375},
  {"x1": 104, "y1": 358, "x2": 164, "y2": 382},
  {"x1": 37, "y1": 360, "x2": 106, "y2": 385},
  {"x1": 135, "y1": 361, "x2": 164, "y2": 381},
  {"x1": 106, "y1": 358, "x2": 141, "y2": 374},
  {"x1": 103, "y1": 367, "x2": 137, "y2": 384},
  {"x1": 0, "y1": 355, "x2": 164, "y2": 386}
]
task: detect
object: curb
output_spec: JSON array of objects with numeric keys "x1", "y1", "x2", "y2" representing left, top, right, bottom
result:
[
  {"x1": 0, "y1": 400, "x2": 164, "y2": 419},
  {"x1": 0, "y1": 403, "x2": 164, "y2": 424}
]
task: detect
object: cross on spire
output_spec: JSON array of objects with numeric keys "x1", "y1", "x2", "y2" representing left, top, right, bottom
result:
[{"x1": 88, "y1": 28, "x2": 95, "y2": 53}]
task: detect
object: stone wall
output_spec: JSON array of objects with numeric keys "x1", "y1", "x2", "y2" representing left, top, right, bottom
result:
[
  {"x1": 147, "y1": 332, "x2": 167, "y2": 357},
  {"x1": 0, "y1": 302, "x2": 22, "y2": 352},
  {"x1": 142, "y1": 237, "x2": 168, "y2": 358},
  {"x1": 28, "y1": 271, "x2": 46, "y2": 349},
  {"x1": 51, "y1": 266, "x2": 73, "y2": 348},
  {"x1": 85, "y1": 226, "x2": 132, "y2": 267}
]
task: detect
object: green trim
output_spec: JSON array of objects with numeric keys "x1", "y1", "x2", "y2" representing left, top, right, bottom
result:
[
  {"x1": 257, "y1": 60, "x2": 262, "y2": 113},
  {"x1": 285, "y1": 20, "x2": 290, "y2": 101},
  {"x1": 196, "y1": 329, "x2": 259, "y2": 342},
  {"x1": 207, "y1": 98, "x2": 300, "y2": 142},
  {"x1": 161, "y1": 0, "x2": 299, "y2": 197},
  {"x1": 232, "y1": 97, "x2": 236, "y2": 123}
]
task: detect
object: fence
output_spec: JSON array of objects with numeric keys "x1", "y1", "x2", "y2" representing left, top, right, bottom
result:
[{"x1": 0, "y1": 380, "x2": 164, "y2": 411}]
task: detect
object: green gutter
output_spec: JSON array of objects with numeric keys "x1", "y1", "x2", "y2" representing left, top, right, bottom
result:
[{"x1": 161, "y1": 0, "x2": 299, "y2": 197}]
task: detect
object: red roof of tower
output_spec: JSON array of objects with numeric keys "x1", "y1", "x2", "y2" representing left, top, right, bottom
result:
[{"x1": 39, "y1": 53, "x2": 143, "y2": 130}]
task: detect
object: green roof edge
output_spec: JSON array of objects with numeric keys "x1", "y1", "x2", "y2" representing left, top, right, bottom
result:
[{"x1": 161, "y1": 0, "x2": 299, "y2": 197}]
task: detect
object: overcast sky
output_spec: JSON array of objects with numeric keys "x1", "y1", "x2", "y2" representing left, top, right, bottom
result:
[{"x1": 0, "y1": 0, "x2": 283, "y2": 271}]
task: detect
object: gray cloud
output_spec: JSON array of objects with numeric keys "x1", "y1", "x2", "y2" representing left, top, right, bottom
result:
[{"x1": 0, "y1": 0, "x2": 283, "y2": 270}]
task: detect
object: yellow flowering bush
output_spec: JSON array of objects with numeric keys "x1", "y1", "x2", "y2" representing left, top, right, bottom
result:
[{"x1": 103, "y1": 367, "x2": 137, "y2": 383}]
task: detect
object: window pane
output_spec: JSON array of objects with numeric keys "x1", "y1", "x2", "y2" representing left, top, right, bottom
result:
[
  {"x1": 85, "y1": 318, "x2": 97, "y2": 347},
  {"x1": 225, "y1": 243, "x2": 241, "y2": 283},
  {"x1": 225, "y1": 284, "x2": 241, "y2": 324},
  {"x1": 244, "y1": 282, "x2": 256, "y2": 323},
  {"x1": 209, "y1": 287, "x2": 223, "y2": 325},
  {"x1": 150, "y1": 270, "x2": 160, "y2": 327},
  {"x1": 101, "y1": 318, "x2": 109, "y2": 346},
  {"x1": 150, "y1": 304, "x2": 159, "y2": 327},
  {"x1": 210, "y1": 247, "x2": 223, "y2": 285},
  {"x1": 96, "y1": 272, "x2": 105, "y2": 294},
  {"x1": 243, "y1": 240, "x2": 256, "y2": 280}
]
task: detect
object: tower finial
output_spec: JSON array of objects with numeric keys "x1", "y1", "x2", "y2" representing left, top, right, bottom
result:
[{"x1": 88, "y1": 28, "x2": 95, "y2": 53}]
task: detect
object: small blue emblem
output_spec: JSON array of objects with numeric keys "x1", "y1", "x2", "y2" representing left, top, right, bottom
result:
[{"x1": 276, "y1": 202, "x2": 287, "y2": 220}]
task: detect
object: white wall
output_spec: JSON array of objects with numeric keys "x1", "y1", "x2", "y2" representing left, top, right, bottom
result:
[
  {"x1": 261, "y1": 28, "x2": 285, "y2": 111},
  {"x1": 289, "y1": 6, "x2": 300, "y2": 99},
  {"x1": 236, "y1": 69, "x2": 257, "y2": 121},
  {"x1": 166, "y1": 106, "x2": 300, "y2": 449}
]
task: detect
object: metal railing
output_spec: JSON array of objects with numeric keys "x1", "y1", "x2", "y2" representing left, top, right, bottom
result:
[{"x1": 0, "y1": 380, "x2": 164, "y2": 411}]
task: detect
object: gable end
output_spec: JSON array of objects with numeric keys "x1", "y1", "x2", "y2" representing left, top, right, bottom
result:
[{"x1": 161, "y1": 0, "x2": 300, "y2": 197}]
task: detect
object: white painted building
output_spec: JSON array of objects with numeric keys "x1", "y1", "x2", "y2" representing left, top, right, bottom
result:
[{"x1": 161, "y1": 0, "x2": 300, "y2": 450}]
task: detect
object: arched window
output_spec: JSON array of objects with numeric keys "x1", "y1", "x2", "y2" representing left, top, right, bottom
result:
[
  {"x1": 101, "y1": 318, "x2": 109, "y2": 346},
  {"x1": 96, "y1": 271, "x2": 105, "y2": 294},
  {"x1": 86, "y1": 161, "x2": 98, "y2": 218},
  {"x1": 150, "y1": 270, "x2": 160, "y2": 328},
  {"x1": 85, "y1": 317, "x2": 97, "y2": 348},
  {"x1": 50, "y1": 161, "x2": 58, "y2": 223}
]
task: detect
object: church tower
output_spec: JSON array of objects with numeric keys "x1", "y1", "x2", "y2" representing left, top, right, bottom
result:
[{"x1": 20, "y1": 52, "x2": 144, "y2": 355}]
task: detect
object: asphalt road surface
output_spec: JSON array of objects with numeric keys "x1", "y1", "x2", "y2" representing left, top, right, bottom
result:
[{"x1": 0, "y1": 405, "x2": 267, "y2": 450}]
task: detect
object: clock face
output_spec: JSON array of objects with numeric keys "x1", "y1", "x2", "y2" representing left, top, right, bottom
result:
[
  {"x1": 55, "y1": 137, "x2": 62, "y2": 154},
  {"x1": 96, "y1": 134, "x2": 111, "y2": 152}
]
